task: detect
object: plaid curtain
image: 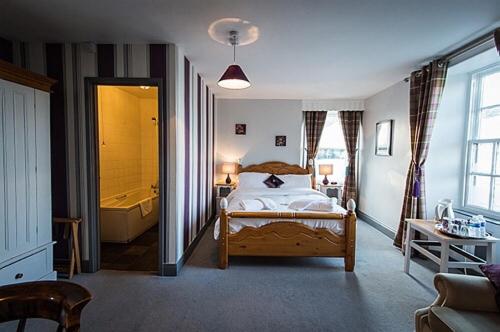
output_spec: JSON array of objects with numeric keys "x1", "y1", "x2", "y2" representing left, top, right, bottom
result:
[
  {"x1": 393, "y1": 60, "x2": 448, "y2": 249},
  {"x1": 304, "y1": 111, "x2": 328, "y2": 168},
  {"x1": 495, "y1": 28, "x2": 500, "y2": 55},
  {"x1": 339, "y1": 111, "x2": 363, "y2": 207}
]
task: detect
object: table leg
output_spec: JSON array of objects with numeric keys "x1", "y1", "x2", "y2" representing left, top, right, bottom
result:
[
  {"x1": 72, "y1": 223, "x2": 81, "y2": 274},
  {"x1": 486, "y1": 243, "x2": 496, "y2": 264},
  {"x1": 440, "y1": 243, "x2": 449, "y2": 273},
  {"x1": 404, "y1": 221, "x2": 413, "y2": 274}
]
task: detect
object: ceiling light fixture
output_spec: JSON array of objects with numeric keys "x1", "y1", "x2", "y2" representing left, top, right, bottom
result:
[
  {"x1": 140, "y1": 86, "x2": 150, "y2": 90},
  {"x1": 218, "y1": 31, "x2": 251, "y2": 90}
]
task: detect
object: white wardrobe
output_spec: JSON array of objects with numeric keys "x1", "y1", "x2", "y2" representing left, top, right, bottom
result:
[{"x1": 0, "y1": 61, "x2": 56, "y2": 285}]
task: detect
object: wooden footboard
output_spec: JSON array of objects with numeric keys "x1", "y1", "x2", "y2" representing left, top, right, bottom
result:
[{"x1": 218, "y1": 199, "x2": 357, "y2": 271}]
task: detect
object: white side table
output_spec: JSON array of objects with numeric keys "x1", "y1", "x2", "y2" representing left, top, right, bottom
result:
[
  {"x1": 215, "y1": 184, "x2": 235, "y2": 216},
  {"x1": 404, "y1": 219, "x2": 499, "y2": 275},
  {"x1": 318, "y1": 184, "x2": 343, "y2": 200}
]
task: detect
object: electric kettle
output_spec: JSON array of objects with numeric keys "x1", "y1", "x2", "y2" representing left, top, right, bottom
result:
[{"x1": 435, "y1": 199, "x2": 455, "y2": 221}]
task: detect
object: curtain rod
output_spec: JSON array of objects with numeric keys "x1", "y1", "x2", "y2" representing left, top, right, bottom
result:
[
  {"x1": 403, "y1": 28, "x2": 498, "y2": 82},
  {"x1": 442, "y1": 28, "x2": 496, "y2": 62}
]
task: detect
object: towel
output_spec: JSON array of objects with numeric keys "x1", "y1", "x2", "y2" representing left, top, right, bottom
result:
[
  {"x1": 288, "y1": 198, "x2": 337, "y2": 212},
  {"x1": 139, "y1": 198, "x2": 153, "y2": 217},
  {"x1": 256, "y1": 197, "x2": 278, "y2": 210}
]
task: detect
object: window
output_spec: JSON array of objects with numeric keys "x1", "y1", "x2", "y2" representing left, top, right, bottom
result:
[
  {"x1": 315, "y1": 112, "x2": 347, "y2": 184},
  {"x1": 464, "y1": 66, "x2": 500, "y2": 216}
]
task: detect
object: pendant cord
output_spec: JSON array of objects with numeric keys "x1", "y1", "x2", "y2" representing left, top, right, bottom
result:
[{"x1": 233, "y1": 43, "x2": 236, "y2": 63}]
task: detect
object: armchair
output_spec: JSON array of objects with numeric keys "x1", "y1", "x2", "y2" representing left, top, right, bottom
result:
[{"x1": 416, "y1": 273, "x2": 500, "y2": 332}]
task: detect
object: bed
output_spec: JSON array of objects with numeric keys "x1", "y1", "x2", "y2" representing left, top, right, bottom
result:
[{"x1": 217, "y1": 161, "x2": 357, "y2": 271}]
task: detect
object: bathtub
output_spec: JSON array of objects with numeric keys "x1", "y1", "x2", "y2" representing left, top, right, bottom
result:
[{"x1": 100, "y1": 188, "x2": 159, "y2": 243}]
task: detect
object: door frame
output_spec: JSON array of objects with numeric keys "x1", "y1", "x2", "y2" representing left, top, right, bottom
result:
[{"x1": 84, "y1": 77, "x2": 166, "y2": 274}]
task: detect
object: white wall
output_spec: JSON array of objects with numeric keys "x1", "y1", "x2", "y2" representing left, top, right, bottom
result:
[
  {"x1": 359, "y1": 47, "x2": 499, "y2": 242},
  {"x1": 359, "y1": 81, "x2": 411, "y2": 231},
  {"x1": 216, "y1": 99, "x2": 303, "y2": 182}
]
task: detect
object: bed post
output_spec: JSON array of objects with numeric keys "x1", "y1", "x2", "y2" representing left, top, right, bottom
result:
[
  {"x1": 344, "y1": 199, "x2": 357, "y2": 272},
  {"x1": 218, "y1": 198, "x2": 229, "y2": 269}
]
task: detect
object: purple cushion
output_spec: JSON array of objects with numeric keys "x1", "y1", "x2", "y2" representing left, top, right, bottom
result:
[
  {"x1": 480, "y1": 264, "x2": 500, "y2": 309},
  {"x1": 263, "y1": 174, "x2": 284, "y2": 188}
]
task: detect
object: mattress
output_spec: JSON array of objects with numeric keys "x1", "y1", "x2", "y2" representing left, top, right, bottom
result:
[{"x1": 213, "y1": 187, "x2": 346, "y2": 240}]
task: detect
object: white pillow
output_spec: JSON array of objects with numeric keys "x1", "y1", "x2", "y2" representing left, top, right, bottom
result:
[
  {"x1": 237, "y1": 172, "x2": 271, "y2": 189},
  {"x1": 280, "y1": 174, "x2": 312, "y2": 189}
]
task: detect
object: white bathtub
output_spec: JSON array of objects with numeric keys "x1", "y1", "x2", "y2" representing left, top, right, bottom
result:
[{"x1": 100, "y1": 188, "x2": 159, "y2": 243}]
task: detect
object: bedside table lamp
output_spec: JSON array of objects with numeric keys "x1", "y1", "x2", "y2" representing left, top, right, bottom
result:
[
  {"x1": 319, "y1": 164, "x2": 333, "y2": 185},
  {"x1": 222, "y1": 162, "x2": 236, "y2": 184}
]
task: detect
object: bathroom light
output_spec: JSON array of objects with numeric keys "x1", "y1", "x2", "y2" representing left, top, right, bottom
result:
[
  {"x1": 218, "y1": 31, "x2": 251, "y2": 90},
  {"x1": 140, "y1": 86, "x2": 150, "y2": 90}
]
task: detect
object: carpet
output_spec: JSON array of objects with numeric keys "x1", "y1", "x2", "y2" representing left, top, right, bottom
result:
[{"x1": 0, "y1": 220, "x2": 438, "y2": 332}]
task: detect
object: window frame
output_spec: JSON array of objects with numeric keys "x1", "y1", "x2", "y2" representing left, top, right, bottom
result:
[{"x1": 462, "y1": 64, "x2": 500, "y2": 219}]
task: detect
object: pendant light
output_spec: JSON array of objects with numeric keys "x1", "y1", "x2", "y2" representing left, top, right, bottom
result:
[{"x1": 218, "y1": 31, "x2": 251, "y2": 89}]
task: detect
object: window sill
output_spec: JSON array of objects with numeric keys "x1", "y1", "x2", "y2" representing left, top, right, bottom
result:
[{"x1": 454, "y1": 208, "x2": 500, "y2": 226}]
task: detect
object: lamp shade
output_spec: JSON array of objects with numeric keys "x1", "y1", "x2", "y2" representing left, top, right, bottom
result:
[
  {"x1": 222, "y1": 162, "x2": 237, "y2": 174},
  {"x1": 319, "y1": 164, "x2": 333, "y2": 175},
  {"x1": 218, "y1": 65, "x2": 251, "y2": 89}
]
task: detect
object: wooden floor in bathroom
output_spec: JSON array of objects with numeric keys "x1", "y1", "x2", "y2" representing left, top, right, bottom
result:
[{"x1": 100, "y1": 225, "x2": 159, "y2": 272}]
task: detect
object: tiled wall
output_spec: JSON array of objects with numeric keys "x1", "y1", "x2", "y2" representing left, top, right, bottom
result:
[
  {"x1": 140, "y1": 98, "x2": 159, "y2": 190},
  {"x1": 98, "y1": 86, "x2": 158, "y2": 199}
]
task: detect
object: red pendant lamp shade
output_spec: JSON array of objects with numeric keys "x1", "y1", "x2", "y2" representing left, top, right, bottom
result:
[{"x1": 218, "y1": 64, "x2": 251, "y2": 89}]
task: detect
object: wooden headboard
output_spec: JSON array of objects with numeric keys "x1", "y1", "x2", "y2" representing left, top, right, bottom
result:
[{"x1": 237, "y1": 161, "x2": 311, "y2": 175}]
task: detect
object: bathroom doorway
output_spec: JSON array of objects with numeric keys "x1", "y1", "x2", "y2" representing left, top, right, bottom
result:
[{"x1": 96, "y1": 85, "x2": 160, "y2": 272}]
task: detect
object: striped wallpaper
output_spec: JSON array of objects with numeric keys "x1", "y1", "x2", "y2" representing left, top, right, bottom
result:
[
  {"x1": 0, "y1": 38, "x2": 216, "y2": 269},
  {"x1": 183, "y1": 58, "x2": 215, "y2": 251}
]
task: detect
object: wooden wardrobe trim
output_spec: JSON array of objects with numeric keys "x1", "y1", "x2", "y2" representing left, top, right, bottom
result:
[{"x1": 0, "y1": 59, "x2": 56, "y2": 92}]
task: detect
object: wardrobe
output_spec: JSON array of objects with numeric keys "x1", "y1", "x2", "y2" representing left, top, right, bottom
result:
[{"x1": 0, "y1": 59, "x2": 56, "y2": 285}]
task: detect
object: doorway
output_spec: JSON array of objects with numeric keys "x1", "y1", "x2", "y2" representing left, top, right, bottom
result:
[
  {"x1": 97, "y1": 85, "x2": 159, "y2": 271},
  {"x1": 85, "y1": 78, "x2": 166, "y2": 274}
]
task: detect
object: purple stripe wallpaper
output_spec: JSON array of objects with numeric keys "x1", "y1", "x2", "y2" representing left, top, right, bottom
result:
[
  {"x1": 97, "y1": 44, "x2": 115, "y2": 77},
  {"x1": 196, "y1": 74, "x2": 202, "y2": 233},
  {"x1": 183, "y1": 56, "x2": 191, "y2": 251},
  {"x1": 0, "y1": 37, "x2": 13, "y2": 63},
  {"x1": 205, "y1": 85, "x2": 210, "y2": 219},
  {"x1": 45, "y1": 43, "x2": 69, "y2": 218}
]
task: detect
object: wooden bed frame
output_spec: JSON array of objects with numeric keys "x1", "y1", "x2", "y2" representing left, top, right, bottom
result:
[{"x1": 218, "y1": 161, "x2": 357, "y2": 271}]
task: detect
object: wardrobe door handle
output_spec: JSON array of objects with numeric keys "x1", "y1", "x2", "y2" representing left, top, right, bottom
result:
[{"x1": 15, "y1": 273, "x2": 23, "y2": 280}]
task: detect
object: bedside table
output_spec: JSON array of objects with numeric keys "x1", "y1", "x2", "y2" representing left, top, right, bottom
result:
[
  {"x1": 318, "y1": 183, "x2": 343, "y2": 200},
  {"x1": 215, "y1": 184, "x2": 236, "y2": 216}
]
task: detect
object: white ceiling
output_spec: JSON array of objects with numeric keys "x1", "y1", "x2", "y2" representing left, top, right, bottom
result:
[{"x1": 1, "y1": 0, "x2": 499, "y2": 99}]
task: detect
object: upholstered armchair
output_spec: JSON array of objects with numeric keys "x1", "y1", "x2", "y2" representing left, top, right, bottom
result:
[{"x1": 416, "y1": 273, "x2": 500, "y2": 332}]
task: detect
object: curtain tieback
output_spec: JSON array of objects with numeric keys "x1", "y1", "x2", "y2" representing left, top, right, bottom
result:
[{"x1": 411, "y1": 161, "x2": 422, "y2": 198}]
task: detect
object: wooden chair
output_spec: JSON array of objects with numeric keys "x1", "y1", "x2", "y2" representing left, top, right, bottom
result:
[
  {"x1": 0, "y1": 281, "x2": 92, "y2": 332},
  {"x1": 54, "y1": 218, "x2": 82, "y2": 279}
]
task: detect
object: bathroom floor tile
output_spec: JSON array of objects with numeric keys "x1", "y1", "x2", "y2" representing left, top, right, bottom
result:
[{"x1": 100, "y1": 224, "x2": 158, "y2": 272}]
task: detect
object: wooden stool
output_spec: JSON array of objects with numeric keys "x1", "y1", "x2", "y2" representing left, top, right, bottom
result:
[
  {"x1": 0, "y1": 281, "x2": 92, "y2": 332},
  {"x1": 54, "y1": 218, "x2": 82, "y2": 279}
]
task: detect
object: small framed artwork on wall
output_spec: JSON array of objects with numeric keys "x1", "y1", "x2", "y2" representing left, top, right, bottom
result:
[
  {"x1": 375, "y1": 120, "x2": 394, "y2": 156},
  {"x1": 235, "y1": 124, "x2": 246, "y2": 135},
  {"x1": 275, "y1": 135, "x2": 286, "y2": 147}
]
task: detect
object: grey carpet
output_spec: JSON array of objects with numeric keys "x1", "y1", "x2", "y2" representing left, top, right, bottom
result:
[{"x1": 1, "y1": 220, "x2": 439, "y2": 332}]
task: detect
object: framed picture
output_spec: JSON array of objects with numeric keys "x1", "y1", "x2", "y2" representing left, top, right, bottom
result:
[
  {"x1": 375, "y1": 120, "x2": 394, "y2": 156},
  {"x1": 235, "y1": 124, "x2": 246, "y2": 135},
  {"x1": 275, "y1": 135, "x2": 286, "y2": 147}
]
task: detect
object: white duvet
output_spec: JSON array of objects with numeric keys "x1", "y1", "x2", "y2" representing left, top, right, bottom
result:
[{"x1": 214, "y1": 187, "x2": 347, "y2": 239}]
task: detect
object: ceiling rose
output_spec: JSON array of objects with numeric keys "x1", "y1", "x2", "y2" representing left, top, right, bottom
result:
[{"x1": 208, "y1": 18, "x2": 259, "y2": 46}]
